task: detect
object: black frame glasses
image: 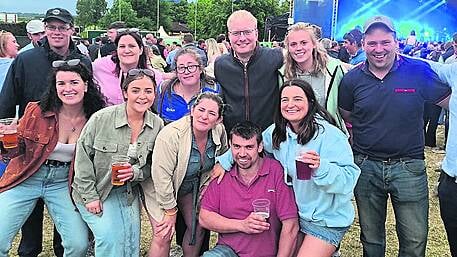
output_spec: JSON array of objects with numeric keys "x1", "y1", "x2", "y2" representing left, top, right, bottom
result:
[
  {"x1": 127, "y1": 68, "x2": 155, "y2": 79},
  {"x1": 52, "y1": 59, "x2": 81, "y2": 68},
  {"x1": 176, "y1": 64, "x2": 200, "y2": 74}
]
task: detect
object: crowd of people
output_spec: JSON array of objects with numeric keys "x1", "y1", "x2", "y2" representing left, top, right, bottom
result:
[{"x1": 0, "y1": 6, "x2": 456, "y2": 257}]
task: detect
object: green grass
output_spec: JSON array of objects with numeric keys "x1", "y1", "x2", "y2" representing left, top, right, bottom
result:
[{"x1": 8, "y1": 127, "x2": 452, "y2": 257}]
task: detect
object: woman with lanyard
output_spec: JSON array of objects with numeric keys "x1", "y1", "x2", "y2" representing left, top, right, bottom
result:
[
  {"x1": 215, "y1": 79, "x2": 360, "y2": 257},
  {"x1": 0, "y1": 59, "x2": 105, "y2": 256},
  {"x1": 72, "y1": 68, "x2": 164, "y2": 257},
  {"x1": 92, "y1": 28, "x2": 164, "y2": 105},
  {"x1": 143, "y1": 92, "x2": 228, "y2": 257},
  {"x1": 283, "y1": 22, "x2": 352, "y2": 135},
  {"x1": 156, "y1": 47, "x2": 220, "y2": 124}
]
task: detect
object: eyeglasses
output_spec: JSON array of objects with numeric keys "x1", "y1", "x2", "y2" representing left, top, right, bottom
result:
[
  {"x1": 45, "y1": 25, "x2": 71, "y2": 32},
  {"x1": 228, "y1": 29, "x2": 257, "y2": 37},
  {"x1": 52, "y1": 59, "x2": 81, "y2": 68},
  {"x1": 176, "y1": 64, "x2": 199, "y2": 74},
  {"x1": 117, "y1": 28, "x2": 140, "y2": 34},
  {"x1": 127, "y1": 68, "x2": 155, "y2": 79}
]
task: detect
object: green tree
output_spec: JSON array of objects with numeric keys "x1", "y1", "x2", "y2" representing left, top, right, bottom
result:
[
  {"x1": 186, "y1": 0, "x2": 287, "y2": 40},
  {"x1": 130, "y1": 0, "x2": 172, "y2": 31},
  {"x1": 169, "y1": 0, "x2": 189, "y2": 23},
  {"x1": 75, "y1": 0, "x2": 107, "y2": 29},
  {"x1": 98, "y1": 0, "x2": 140, "y2": 29}
]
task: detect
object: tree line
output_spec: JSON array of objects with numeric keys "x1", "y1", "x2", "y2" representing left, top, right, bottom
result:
[{"x1": 76, "y1": 0, "x2": 290, "y2": 39}]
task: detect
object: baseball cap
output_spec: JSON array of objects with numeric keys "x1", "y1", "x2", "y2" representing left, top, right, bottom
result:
[
  {"x1": 43, "y1": 8, "x2": 73, "y2": 25},
  {"x1": 26, "y1": 20, "x2": 45, "y2": 34},
  {"x1": 363, "y1": 15, "x2": 396, "y2": 33}
]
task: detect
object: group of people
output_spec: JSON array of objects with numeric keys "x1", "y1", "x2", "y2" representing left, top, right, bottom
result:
[{"x1": 0, "y1": 6, "x2": 456, "y2": 257}]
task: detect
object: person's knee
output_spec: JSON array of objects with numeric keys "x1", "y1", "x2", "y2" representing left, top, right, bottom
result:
[
  {"x1": 63, "y1": 235, "x2": 88, "y2": 255},
  {"x1": 151, "y1": 234, "x2": 172, "y2": 249}
]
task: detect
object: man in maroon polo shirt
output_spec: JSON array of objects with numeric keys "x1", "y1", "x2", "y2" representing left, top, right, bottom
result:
[{"x1": 200, "y1": 121, "x2": 298, "y2": 257}]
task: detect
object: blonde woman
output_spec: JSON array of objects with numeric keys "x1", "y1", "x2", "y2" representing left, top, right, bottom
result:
[
  {"x1": 0, "y1": 30, "x2": 19, "y2": 90},
  {"x1": 283, "y1": 22, "x2": 352, "y2": 134},
  {"x1": 205, "y1": 38, "x2": 223, "y2": 78}
]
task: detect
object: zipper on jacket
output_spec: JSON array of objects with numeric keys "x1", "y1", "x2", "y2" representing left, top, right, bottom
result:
[{"x1": 243, "y1": 64, "x2": 250, "y2": 121}]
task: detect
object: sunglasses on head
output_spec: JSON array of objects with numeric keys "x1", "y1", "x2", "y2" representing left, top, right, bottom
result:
[
  {"x1": 127, "y1": 68, "x2": 155, "y2": 79},
  {"x1": 52, "y1": 59, "x2": 81, "y2": 68},
  {"x1": 117, "y1": 28, "x2": 140, "y2": 34}
]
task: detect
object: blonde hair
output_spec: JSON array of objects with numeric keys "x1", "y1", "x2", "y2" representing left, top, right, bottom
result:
[
  {"x1": 227, "y1": 10, "x2": 257, "y2": 30},
  {"x1": 205, "y1": 38, "x2": 221, "y2": 61},
  {"x1": 284, "y1": 22, "x2": 328, "y2": 80},
  {"x1": 0, "y1": 31, "x2": 14, "y2": 58}
]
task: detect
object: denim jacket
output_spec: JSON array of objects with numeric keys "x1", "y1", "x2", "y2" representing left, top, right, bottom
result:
[{"x1": 72, "y1": 103, "x2": 164, "y2": 205}]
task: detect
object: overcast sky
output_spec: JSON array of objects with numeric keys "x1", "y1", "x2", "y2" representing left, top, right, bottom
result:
[{"x1": 0, "y1": 0, "x2": 114, "y2": 15}]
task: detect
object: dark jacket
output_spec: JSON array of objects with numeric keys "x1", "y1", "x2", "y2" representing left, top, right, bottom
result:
[
  {"x1": 214, "y1": 46, "x2": 283, "y2": 132},
  {"x1": 0, "y1": 37, "x2": 92, "y2": 118}
]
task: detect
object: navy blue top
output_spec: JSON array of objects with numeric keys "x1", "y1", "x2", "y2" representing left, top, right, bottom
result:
[
  {"x1": 338, "y1": 55, "x2": 451, "y2": 159},
  {"x1": 156, "y1": 78, "x2": 220, "y2": 124}
]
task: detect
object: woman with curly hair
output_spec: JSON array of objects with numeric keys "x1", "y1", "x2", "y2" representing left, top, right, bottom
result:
[{"x1": 0, "y1": 59, "x2": 106, "y2": 256}]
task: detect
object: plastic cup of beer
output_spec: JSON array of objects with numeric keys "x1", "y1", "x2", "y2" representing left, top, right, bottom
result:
[
  {"x1": 295, "y1": 147, "x2": 312, "y2": 180},
  {"x1": 0, "y1": 118, "x2": 18, "y2": 149},
  {"x1": 111, "y1": 155, "x2": 130, "y2": 186},
  {"x1": 252, "y1": 199, "x2": 270, "y2": 220}
]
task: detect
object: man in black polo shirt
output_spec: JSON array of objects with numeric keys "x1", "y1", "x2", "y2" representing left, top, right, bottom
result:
[{"x1": 338, "y1": 15, "x2": 450, "y2": 257}]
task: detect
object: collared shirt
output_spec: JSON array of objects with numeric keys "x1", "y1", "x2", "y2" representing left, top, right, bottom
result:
[
  {"x1": 426, "y1": 61, "x2": 457, "y2": 177},
  {"x1": 72, "y1": 103, "x2": 164, "y2": 205},
  {"x1": 339, "y1": 55, "x2": 451, "y2": 159},
  {"x1": 0, "y1": 102, "x2": 61, "y2": 192},
  {"x1": 186, "y1": 133, "x2": 215, "y2": 178},
  {"x1": 201, "y1": 157, "x2": 298, "y2": 257},
  {"x1": 349, "y1": 48, "x2": 366, "y2": 65},
  {"x1": 156, "y1": 77, "x2": 220, "y2": 124}
]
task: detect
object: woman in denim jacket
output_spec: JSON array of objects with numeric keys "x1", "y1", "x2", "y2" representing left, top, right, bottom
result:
[
  {"x1": 72, "y1": 69, "x2": 164, "y2": 257},
  {"x1": 0, "y1": 59, "x2": 105, "y2": 257},
  {"x1": 142, "y1": 92, "x2": 228, "y2": 257}
]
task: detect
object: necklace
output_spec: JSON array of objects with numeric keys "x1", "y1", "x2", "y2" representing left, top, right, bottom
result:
[{"x1": 59, "y1": 113, "x2": 86, "y2": 133}]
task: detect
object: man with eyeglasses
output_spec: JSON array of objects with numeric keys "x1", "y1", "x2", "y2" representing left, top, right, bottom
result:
[
  {"x1": 214, "y1": 10, "x2": 283, "y2": 133},
  {"x1": 18, "y1": 20, "x2": 46, "y2": 54},
  {"x1": 0, "y1": 7, "x2": 92, "y2": 257}
]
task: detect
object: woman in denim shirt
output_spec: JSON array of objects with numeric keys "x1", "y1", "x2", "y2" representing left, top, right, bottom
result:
[
  {"x1": 0, "y1": 59, "x2": 105, "y2": 256},
  {"x1": 142, "y1": 92, "x2": 228, "y2": 257},
  {"x1": 72, "y1": 69, "x2": 164, "y2": 257}
]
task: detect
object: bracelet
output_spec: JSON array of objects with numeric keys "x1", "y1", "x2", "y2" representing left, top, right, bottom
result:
[{"x1": 164, "y1": 208, "x2": 178, "y2": 216}]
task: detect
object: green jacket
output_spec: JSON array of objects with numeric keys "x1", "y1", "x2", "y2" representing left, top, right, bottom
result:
[
  {"x1": 72, "y1": 103, "x2": 164, "y2": 205},
  {"x1": 141, "y1": 115, "x2": 228, "y2": 221}
]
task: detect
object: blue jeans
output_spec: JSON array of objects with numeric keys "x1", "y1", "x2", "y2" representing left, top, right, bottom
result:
[
  {"x1": 0, "y1": 164, "x2": 88, "y2": 257},
  {"x1": 202, "y1": 245, "x2": 239, "y2": 257},
  {"x1": 354, "y1": 155, "x2": 428, "y2": 257},
  {"x1": 76, "y1": 186, "x2": 140, "y2": 257}
]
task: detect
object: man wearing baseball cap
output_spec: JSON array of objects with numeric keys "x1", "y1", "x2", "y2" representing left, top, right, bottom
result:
[
  {"x1": 338, "y1": 15, "x2": 451, "y2": 257},
  {"x1": 0, "y1": 7, "x2": 91, "y2": 257},
  {"x1": 18, "y1": 20, "x2": 46, "y2": 54}
]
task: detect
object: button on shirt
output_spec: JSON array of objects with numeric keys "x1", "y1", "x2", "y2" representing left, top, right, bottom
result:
[{"x1": 338, "y1": 55, "x2": 451, "y2": 159}]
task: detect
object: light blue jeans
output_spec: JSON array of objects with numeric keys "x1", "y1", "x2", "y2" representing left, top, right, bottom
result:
[
  {"x1": 0, "y1": 164, "x2": 88, "y2": 257},
  {"x1": 76, "y1": 186, "x2": 141, "y2": 257},
  {"x1": 354, "y1": 155, "x2": 429, "y2": 257}
]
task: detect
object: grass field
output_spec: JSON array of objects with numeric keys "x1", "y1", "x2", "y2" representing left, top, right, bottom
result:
[{"x1": 7, "y1": 127, "x2": 452, "y2": 257}]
